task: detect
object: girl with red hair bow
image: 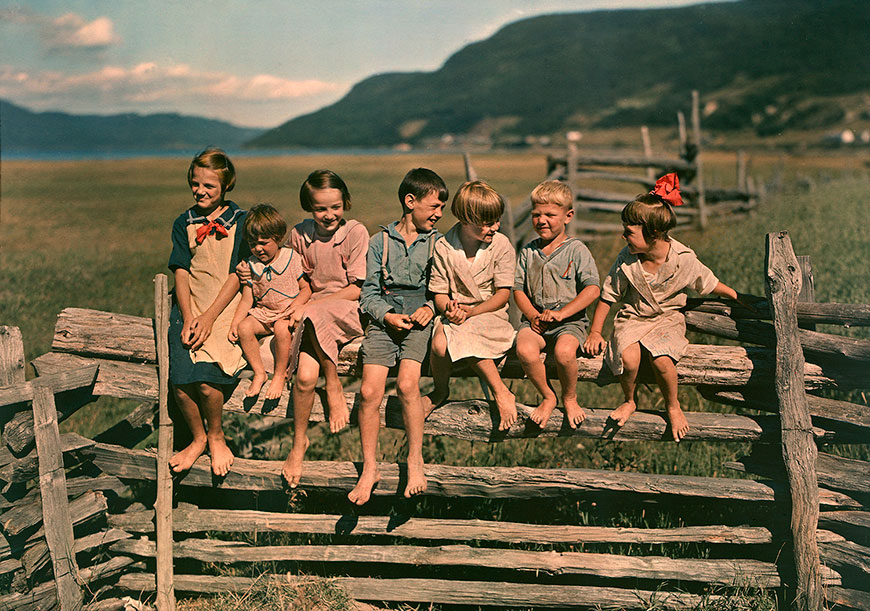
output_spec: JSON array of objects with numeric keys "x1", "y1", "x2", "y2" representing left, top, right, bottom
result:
[{"x1": 583, "y1": 174, "x2": 746, "y2": 442}]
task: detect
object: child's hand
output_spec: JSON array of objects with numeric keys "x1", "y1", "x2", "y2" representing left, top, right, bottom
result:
[
  {"x1": 384, "y1": 312, "x2": 413, "y2": 332},
  {"x1": 539, "y1": 309, "x2": 564, "y2": 323},
  {"x1": 735, "y1": 292, "x2": 764, "y2": 315},
  {"x1": 444, "y1": 300, "x2": 467, "y2": 325},
  {"x1": 530, "y1": 314, "x2": 550, "y2": 335},
  {"x1": 583, "y1": 331, "x2": 606, "y2": 356},
  {"x1": 188, "y1": 313, "x2": 215, "y2": 351},
  {"x1": 235, "y1": 261, "x2": 252, "y2": 285},
  {"x1": 409, "y1": 305, "x2": 434, "y2": 327},
  {"x1": 228, "y1": 323, "x2": 239, "y2": 343},
  {"x1": 181, "y1": 318, "x2": 196, "y2": 348},
  {"x1": 287, "y1": 301, "x2": 307, "y2": 328}
]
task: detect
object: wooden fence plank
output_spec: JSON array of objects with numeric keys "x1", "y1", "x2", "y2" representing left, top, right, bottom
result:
[
  {"x1": 88, "y1": 442, "x2": 860, "y2": 506},
  {"x1": 108, "y1": 506, "x2": 774, "y2": 545},
  {"x1": 825, "y1": 587, "x2": 870, "y2": 611},
  {"x1": 549, "y1": 153, "x2": 695, "y2": 173},
  {"x1": 22, "y1": 528, "x2": 131, "y2": 580},
  {"x1": 93, "y1": 401, "x2": 157, "y2": 447},
  {"x1": 0, "y1": 327, "x2": 25, "y2": 387},
  {"x1": 32, "y1": 385, "x2": 82, "y2": 611},
  {"x1": 691, "y1": 90, "x2": 708, "y2": 229},
  {"x1": 3, "y1": 386, "x2": 97, "y2": 454},
  {"x1": 0, "y1": 365, "x2": 98, "y2": 410},
  {"x1": 0, "y1": 433, "x2": 95, "y2": 485},
  {"x1": 818, "y1": 512, "x2": 870, "y2": 546},
  {"x1": 766, "y1": 231, "x2": 822, "y2": 611},
  {"x1": 684, "y1": 298, "x2": 870, "y2": 327}
]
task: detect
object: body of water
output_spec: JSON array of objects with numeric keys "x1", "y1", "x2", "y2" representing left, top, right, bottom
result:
[{"x1": 1, "y1": 147, "x2": 460, "y2": 162}]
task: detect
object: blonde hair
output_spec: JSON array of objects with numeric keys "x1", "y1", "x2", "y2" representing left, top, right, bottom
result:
[
  {"x1": 451, "y1": 180, "x2": 504, "y2": 226},
  {"x1": 622, "y1": 193, "x2": 676, "y2": 242},
  {"x1": 187, "y1": 147, "x2": 236, "y2": 193},
  {"x1": 531, "y1": 180, "x2": 573, "y2": 210},
  {"x1": 244, "y1": 203, "x2": 287, "y2": 243}
]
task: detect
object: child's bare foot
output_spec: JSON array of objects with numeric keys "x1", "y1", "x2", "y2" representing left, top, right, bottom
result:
[
  {"x1": 169, "y1": 438, "x2": 207, "y2": 473},
  {"x1": 208, "y1": 433, "x2": 234, "y2": 477},
  {"x1": 325, "y1": 381, "x2": 350, "y2": 433},
  {"x1": 529, "y1": 394, "x2": 557, "y2": 427},
  {"x1": 264, "y1": 372, "x2": 286, "y2": 401},
  {"x1": 667, "y1": 403, "x2": 690, "y2": 442},
  {"x1": 563, "y1": 397, "x2": 587, "y2": 429},
  {"x1": 422, "y1": 387, "x2": 449, "y2": 418},
  {"x1": 609, "y1": 400, "x2": 637, "y2": 427},
  {"x1": 281, "y1": 436, "x2": 310, "y2": 488},
  {"x1": 494, "y1": 389, "x2": 517, "y2": 431},
  {"x1": 404, "y1": 457, "x2": 427, "y2": 498},
  {"x1": 348, "y1": 466, "x2": 381, "y2": 505},
  {"x1": 245, "y1": 372, "x2": 267, "y2": 397}
]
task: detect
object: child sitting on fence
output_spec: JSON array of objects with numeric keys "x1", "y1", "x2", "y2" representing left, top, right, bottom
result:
[
  {"x1": 281, "y1": 170, "x2": 369, "y2": 487},
  {"x1": 349, "y1": 168, "x2": 448, "y2": 505},
  {"x1": 228, "y1": 204, "x2": 311, "y2": 401},
  {"x1": 513, "y1": 180, "x2": 600, "y2": 428},
  {"x1": 168, "y1": 148, "x2": 250, "y2": 476},
  {"x1": 583, "y1": 173, "x2": 744, "y2": 442},
  {"x1": 427, "y1": 180, "x2": 518, "y2": 432}
]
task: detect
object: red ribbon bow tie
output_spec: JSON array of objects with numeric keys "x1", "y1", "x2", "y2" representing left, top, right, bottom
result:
[
  {"x1": 650, "y1": 173, "x2": 683, "y2": 207},
  {"x1": 195, "y1": 220, "x2": 229, "y2": 244}
]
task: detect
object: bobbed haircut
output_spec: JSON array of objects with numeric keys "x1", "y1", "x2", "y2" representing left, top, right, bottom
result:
[
  {"x1": 621, "y1": 193, "x2": 677, "y2": 242},
  {"x1": 244, "y1": 203, "x2": 287, "y2": 243},
  {"x1": 451, "y1": 180, "x2": 505, "y2": 226},
  {"x1": 398, "y1": 168, "x2": 448, "y2": 208},
  {"x1": 531, "y1": 180, "x2": 573, "y2": 210},
  {"x1": 299, "y1": 169, "x2": 351, "y2": 212},
  {"x1": 188, "y1": 147, "x2": 236, "y2": 192}
]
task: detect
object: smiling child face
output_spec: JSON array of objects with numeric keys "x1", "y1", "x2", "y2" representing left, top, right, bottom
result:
[
  {"x1": 189, "y1": 166, "x2": 225, "y2": 214},
  {"x1": 409, "y1": 190, "x2": 445, "y2": 232},
  {"x1": 310, "y1": 187, "x2": 345, "y2": 236}
]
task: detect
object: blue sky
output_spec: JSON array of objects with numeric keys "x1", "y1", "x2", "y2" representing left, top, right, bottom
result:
[{"x1": 0, "y1": 0, "x2": 727, "y2": 128}]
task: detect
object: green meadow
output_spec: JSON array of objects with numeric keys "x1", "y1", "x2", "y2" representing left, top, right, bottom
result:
[{"x1": 1, "y1": 150, "x2": 868, "y2": 609}]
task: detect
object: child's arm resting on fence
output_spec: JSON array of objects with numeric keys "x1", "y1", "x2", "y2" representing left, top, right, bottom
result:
[
  {"x1": 228, "y1": 285, "x2": 254, "y2": 343},
  {"x1": 583, "y1": 299, "x2": 613, "y2": 356}
]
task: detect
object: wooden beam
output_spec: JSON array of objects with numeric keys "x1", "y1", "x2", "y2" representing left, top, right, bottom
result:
[
  {"x1": 32, "y1": 385, "x2": 82, "y2": 611},
  {"x1": 0, "y1": 365, "x2": 98, "y2": 410},
  {"x1": 3, "y1": 386, "x2": 97, "y2": 454},
  {"x1": 0, "y1": 327, "x2": 25, "y2": 387},
  {"x1": 551, "y1": 154, "x2": 695, "y2": 173},
  {"x1": 88, "y1": 442, "x2": 860, "y2": 506},
  {"x1": 0, "y1": 433, "x2": 95, "y2": 485},
  {"x1": 22, "y1": 528, "x2": 131, "y2": 581},
  {"x1": 108, "y1": 506, "x2": 774, "y2": 545},
  {"x1": 691, "y1": 90, "x2": 708, "y2": 229},
  {"x1": 684, "y1": 298, "x2": 870, "y2": 327},
  {"x1": 825, "y1": 587, "x2": 870, "y2": 611},
  {"x1": 93, "y1": 401, "x2": 157, "y2": 447},
  {"x1": 766, "y1": 231, "x2": 822, "y2": 611},
  {"x1": 819, "y1": 540, "x2": 870, "y2": 586},
  {"x1": 725, "y1": 451, "x2": 869, "y2": 498},
  {"x1": 818, "y1": 512, "x2": 870, "y2": 547}
]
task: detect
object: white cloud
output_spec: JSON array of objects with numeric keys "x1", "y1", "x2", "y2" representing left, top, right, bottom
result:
[{"x1": 0, "y1": 9, "x2": 120, "y2": 51}]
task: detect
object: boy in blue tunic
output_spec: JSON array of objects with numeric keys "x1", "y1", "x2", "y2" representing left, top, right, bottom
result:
[
  {"x1": 513, "y1": 180, "x2": 600, "y2": 429},
  {"x1": 348, "y1": 168, "x2": 448, "y2": 505}
]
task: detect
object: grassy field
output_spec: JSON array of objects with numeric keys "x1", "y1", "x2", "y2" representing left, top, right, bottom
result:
[{"x1": 1, "y1": 148, "x2": 868, "y2": 610}]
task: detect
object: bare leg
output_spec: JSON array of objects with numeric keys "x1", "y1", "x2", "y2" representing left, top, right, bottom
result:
[
  {"x1": 265, "y1": 319, "x2": 292, "y2": 400},
  {"x1": 472, "y1": 359, "x2": 516, "y2": 431},
  {"x1": 515, "y1": 327, "x2": 556, "y2": 427},
  {"x1": 169, "y1": 384, "x2": 207, "y2": 472},
  {"x1": 397, "y1": 359, "x2": 426, "y2": 498},
  {"x1": 423, "y1": 327, "x2": 451, "y2": 416},
  {"x1": 553, "y1": 335, "x2": 585, "y2": 428},
  {"x1": 651, "y1": 354, "x2": 688, "y2": 442},
  {"x1": 610, "y1": 342, "x2": 641, "y2": 426},
  {"x1": 310, "y1": 337, "x2": 349, "y2": 433},
  {"x1": 199, "y1": 382, "x2": 234, "y2": 476},
  {"x1": 282, "y1": 350, "x2": 319, "y2": 487},
  {"x1": 237, "y1": 316, "x2": 269, "y2": 397},
  {"x1": 348, "y1": 364, "x2": 387, "y2": 505}
]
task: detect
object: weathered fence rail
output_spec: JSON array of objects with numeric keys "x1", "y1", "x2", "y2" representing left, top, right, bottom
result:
[{"x1": 0, "y1": 231, "x2": 868, "y2": 610}]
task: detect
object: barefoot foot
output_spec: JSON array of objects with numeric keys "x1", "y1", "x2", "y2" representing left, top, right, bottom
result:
[
  {"x1": 609, "y1": 400, "x2": 637, "y2": 427},
  {"x1": 169, "y1": 438, "x2": 207, "y2": 473},
  {"x1": 404, "y1": 458, "x2": 427, "y2": 498},
  {"x1": 264, "y1": 372, "x2": 286, "y2": 401},
  {"x1": 494, "y1": 389, "x2": 517, "y2": 431},
  {"x1": 348, "y1": 466, "x2": 381, "y2": 506},
  {"x1": 422, "y1": 387, "x2": 449, "y2": 418},
  {"x1": 245, "y1": 372, "x2": 268, "y2": 398},
  {"x1": 325, "y1": 382, "x2": 350, "y2": 433},
  {"x1": 563, "y1": 397, "x2": 587, "y2": 429},
  {"x1": 529, "y1": 394, "x2": 557, "y2": 427},
  {"x1": 208, "y1": 433, "x2": 234, "y2": 477},
  {"x1": 667, "y1": 403, "x2": 690, "y2": 442},
  {"x1": 281, "y1": 436, "x2": 310, "y2": 488}
]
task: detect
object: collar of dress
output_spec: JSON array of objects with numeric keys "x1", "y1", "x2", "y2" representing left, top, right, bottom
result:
[
  {"x1": 185, "y1": 200, "x2": 244, "y2": 230},
  {"x1": 297, "y1": 218, "x2": 360, "y2": 246},
  {"x1": 619, "y1": 238, "x2": 692, "y2": 312},
  {"x1": 250, "y1": 246, "x2": 294, "y2": 278}
]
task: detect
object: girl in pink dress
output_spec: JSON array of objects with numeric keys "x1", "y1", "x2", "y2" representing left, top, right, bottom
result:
[{"x1": 282, "y1": 170, "x2": 369, "y2": 487}]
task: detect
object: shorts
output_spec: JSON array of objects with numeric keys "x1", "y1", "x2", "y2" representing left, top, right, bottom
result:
[
  {"x1": 519, "y1": 318, "x2": 588, "y2": 352},
  {"x1": 360, "y1": 320, "x2": 433, "y2": 366}
]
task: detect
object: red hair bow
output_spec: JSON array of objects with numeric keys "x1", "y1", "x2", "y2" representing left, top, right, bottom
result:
[
  {"x1": 195, "y1": 220, "x2": 229, "y2": 244},
  {"x1": 651, "y1": 173, "x2": 683, "y2": 207}
]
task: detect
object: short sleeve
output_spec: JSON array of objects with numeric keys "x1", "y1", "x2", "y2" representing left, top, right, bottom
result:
[
  {"x1": 573, "y1": 242, "x2": 600, "y2": 290},
  {"x1": 599, "y1": 255, "x2": 625, "y2": 304},
  {"x1": 428, "y1": 239, "x2": 451, "y2": 295},
  {"x1": 690, "y1": 257, "x2": 720, "y2": 296},
  {"x1": 168, "y1": 215, "x2": 191, "y2": 272},
  {"x1": 232, "y1": 210, "x2": 251, "y2": 268},
  {"x1": 344, "y1": 223, "x2": 370, "y2": 284},
  {"x1": 492, "y1": 235, "x2": 515, "y2": 288},
  {"x1": 513, "y1": 247, "x2": 528, "y2": 292},
  {"x1": 288, "y1": 227, "x2": 311, "y2": 275}
]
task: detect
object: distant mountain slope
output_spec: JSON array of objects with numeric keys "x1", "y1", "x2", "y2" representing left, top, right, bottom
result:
[
  {"x1": 1, "y1": 100, "x2": 263, "y2": 152},
  {"x1": 249, "y1": 0, "x2": 870, "y2": 148}
]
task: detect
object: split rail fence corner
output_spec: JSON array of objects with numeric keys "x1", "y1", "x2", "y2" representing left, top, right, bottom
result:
[{"x1": 1, "y1": 231, "x2": 868, "y2": 610}]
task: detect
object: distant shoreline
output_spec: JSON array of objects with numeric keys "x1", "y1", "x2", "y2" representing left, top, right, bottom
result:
[{"x1": 0, "y1": 147, "x2": 451, "y2": 162}]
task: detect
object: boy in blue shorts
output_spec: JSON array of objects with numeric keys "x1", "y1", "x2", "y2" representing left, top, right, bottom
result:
[
  {"x1": 513, "y1": 180, "x2": 600, "y2": 429},
  {"x1": 348, "y1": 168, "x2": 448, "y2": 505}
]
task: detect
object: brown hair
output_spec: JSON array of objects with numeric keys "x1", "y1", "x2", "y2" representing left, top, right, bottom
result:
[
  {"x1": 244, "y1": 203, "x2": 287, "y2": 243},
  {"x1": 398, "y1": 168, "x2": 449, "y2": 209},
  {"x1": 531, "y1": 180, "x2": 573, "y2": 210},
  {"x1": 299, "y1": 169, "x2": 351, "y2": 212},
  {"x1": 187, "y1": 147, "x2": 236, "y2": 192},
  {"x1": 621, "y1": 193, "x2": 676, "y2": 242},
  {"x1": 451, "y1": 180, "x2": 504, "y2": 226}
]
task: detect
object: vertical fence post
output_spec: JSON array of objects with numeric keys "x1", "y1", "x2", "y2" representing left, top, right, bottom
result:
[
  {"x1": 796, "y1": 256, "x2": 816, "y2": 332},
  {"x1": 462, "y1": 151, "x2": 478, "y2": 182},
  {"x1": 33, "y1": 385, "x2": 83, "y2": 611},
  {"x1": 641, "y1": 126, "x2": 654, "y2": 181},
  {"x1": 0, "y1": 327, "x2": 25, "y2": 386},
  {"x1": 154, "y1": 274, "x2": 176, "y2": 611},
  {"x1": 677, "y1": 111, "x2": 688, "y2": 160},
  {"x1": 691, "y1": 90, "x2": 708, "y2": 230},
  {"x1": 765, "y1": 232, "x2": 822, "y2": 611},
  {"x1": 737, "y1": 150, "x2": 747, "y2": 193}
]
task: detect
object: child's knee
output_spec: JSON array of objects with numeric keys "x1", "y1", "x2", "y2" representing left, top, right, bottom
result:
[
  {"x1": 431, "y1": 330, "x2": 448, "y2": 357},
  {"x1": 294, "y1": 366, "x2": 318, "y2": 391},
  {"x1": 553, "y1": 337, "x2": 580, "y2": 365},
  {"x1": 651, "y1": 354, "x2": 676, "y2": 373},
  {"x1": 197, "y1": 382, "x2": 222, "y2": 400},
  {"x1": 396, "y1": 373, "x2": 420, "y2": 399},
  {"x1": 359, "y1": 379, "x2": 383, "y2": 405},
  {"x1": 515, "y1": 335, "x2": 540, "y2": 363}
]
